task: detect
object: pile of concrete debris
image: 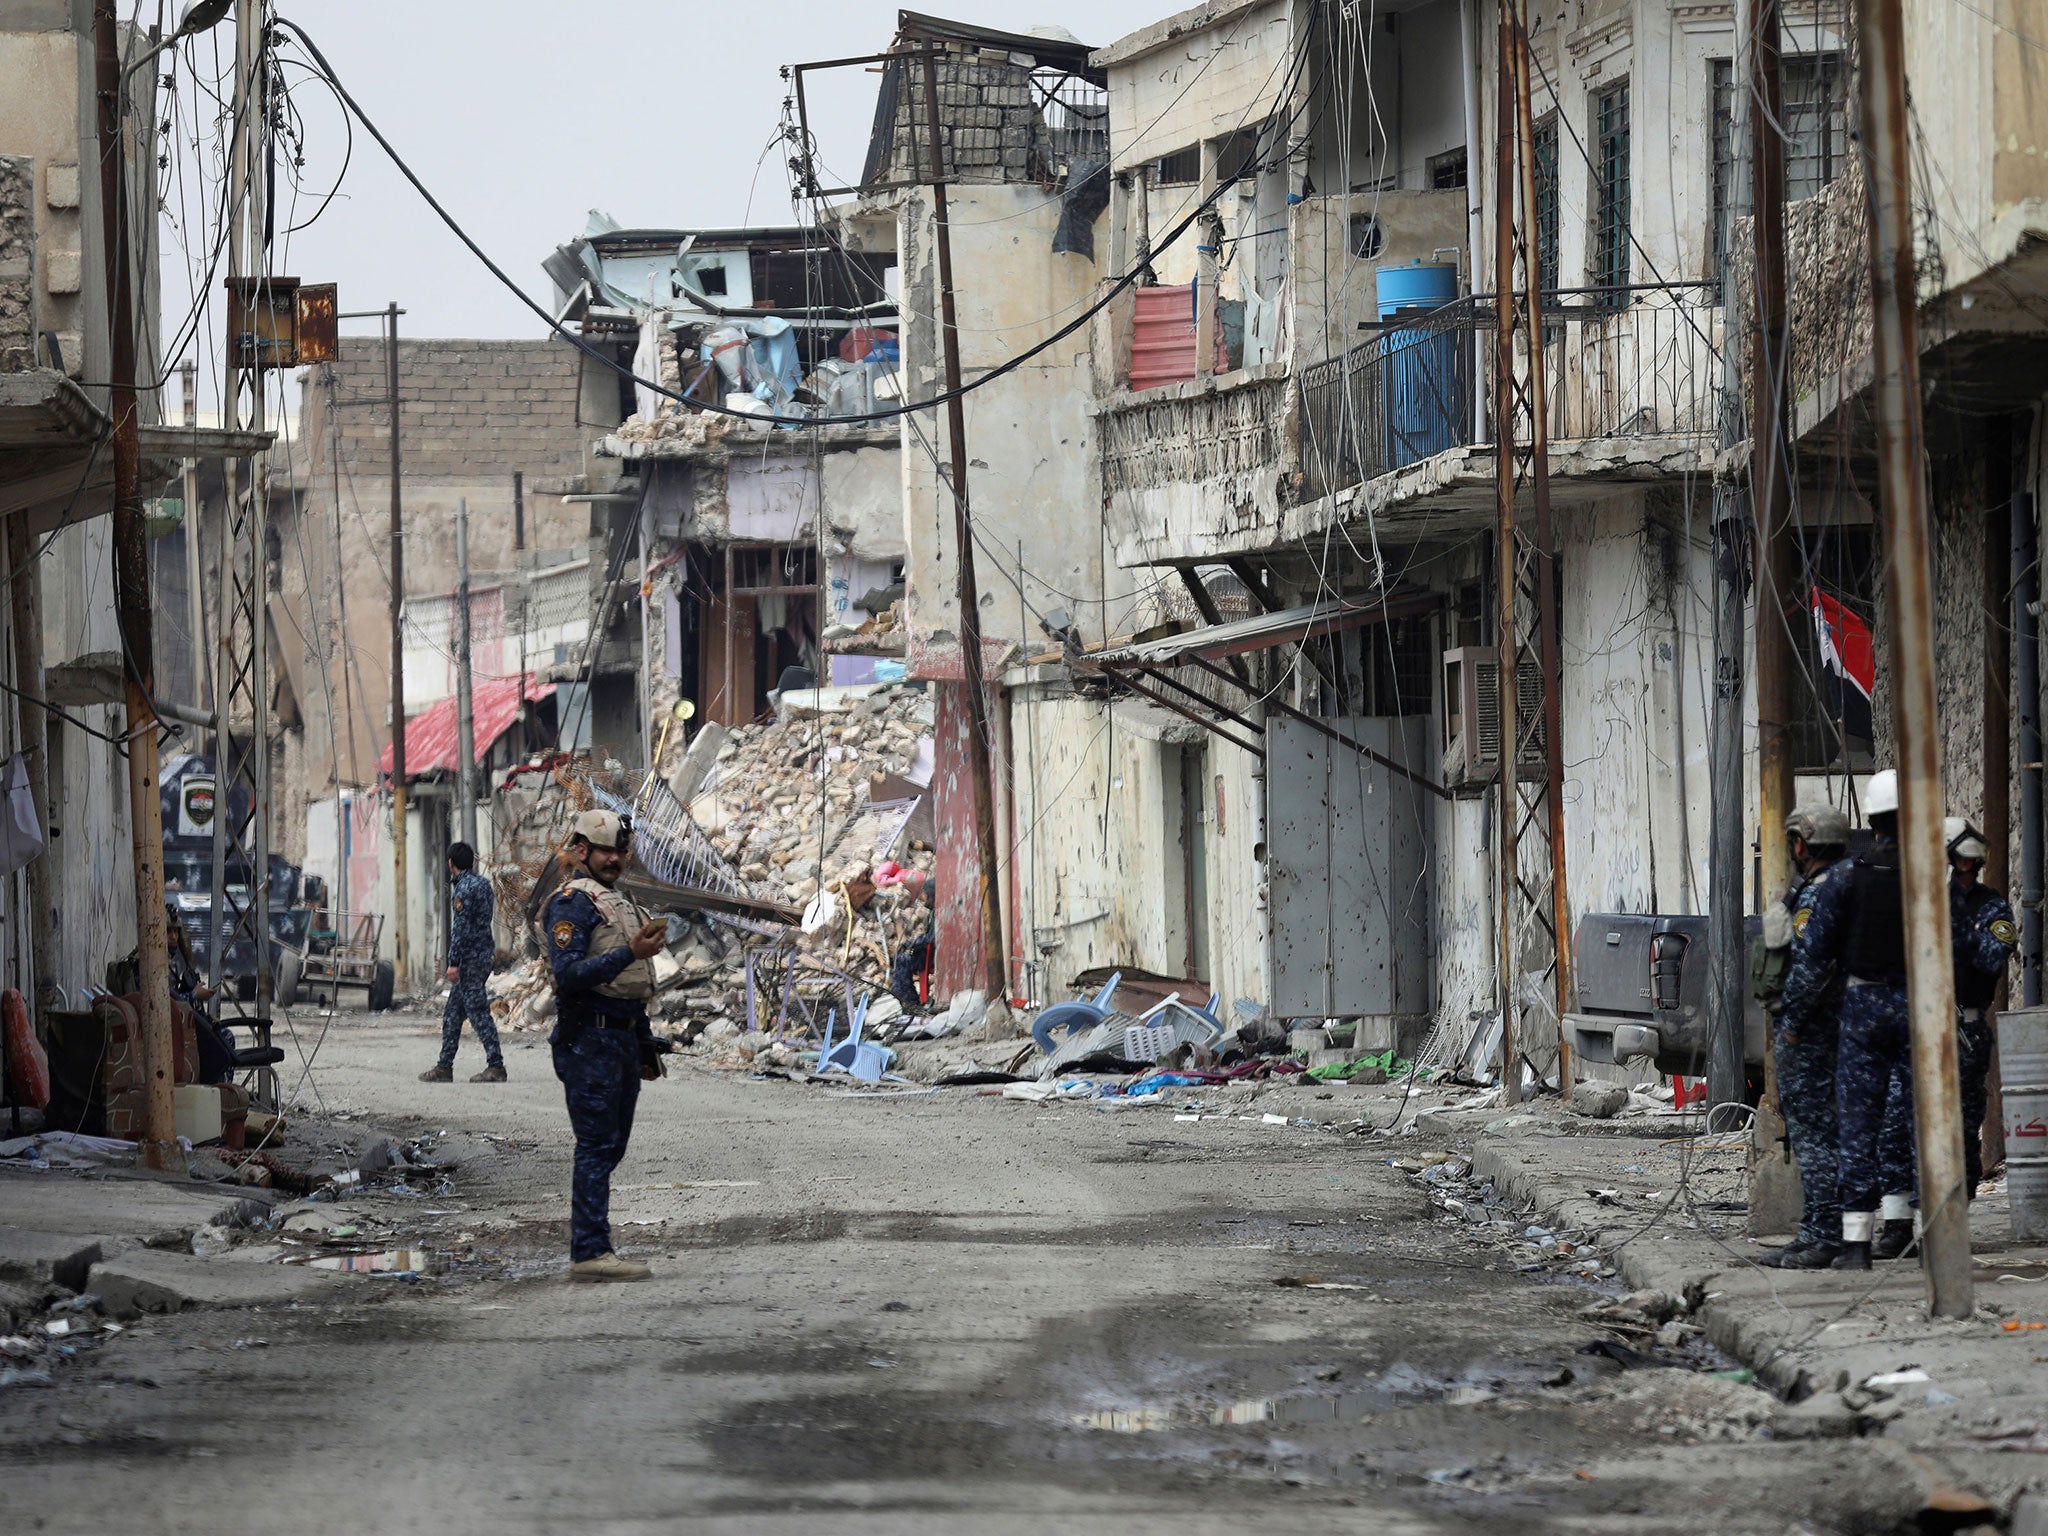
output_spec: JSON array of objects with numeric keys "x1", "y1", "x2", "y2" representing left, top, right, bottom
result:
[{"x1": 487, "y1": 682, "x2": 940, "y2": 1047}]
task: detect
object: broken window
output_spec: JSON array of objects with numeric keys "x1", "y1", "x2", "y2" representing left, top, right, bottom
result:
[
  {"x1": 1710, "y1": 52, "x2": 1847, "y2": 286},
  {"x1": 1153, "y1": 146, "x2": 1201, "y2": 186},
  {"x1": 1429, "y1": 148, "x2": 1468, "y2": 191}
]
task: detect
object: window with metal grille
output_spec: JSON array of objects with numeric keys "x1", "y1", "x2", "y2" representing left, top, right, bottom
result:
[
  {"x1": 1533, "y1": 118, "x2": 1560, "y2": 293},
  {"x1": 1153, "y1": 146, "x2": 1200, "y2": 185},
  {"x1": 1591, "y1": 82, "x2": 1631, "y2": 298},
  {"x1": 1429, "y1": 148, "x2": 1468, "y2": 190},
  {"x1": 1710, "y1": 53, "x2": 1845, "y2": 287}
]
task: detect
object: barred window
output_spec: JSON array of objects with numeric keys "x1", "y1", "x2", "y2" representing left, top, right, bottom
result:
[
  {"x1": 1533, "y1": 118, "x2": 1560, "y2": 293},
  {"x1": 1591, "y1": 82, "x2": 1631, "y2": 297},
  {"x1": 1710, "y1": 53, "x2": 1846, "y2": 285}
]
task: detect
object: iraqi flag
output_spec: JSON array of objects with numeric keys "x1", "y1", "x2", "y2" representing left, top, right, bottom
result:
[{"x1": 1811, "y1": 584, "x2": 1874, "y2": 741}]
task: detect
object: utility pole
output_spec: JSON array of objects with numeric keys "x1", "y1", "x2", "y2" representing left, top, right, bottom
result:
[
  {"x1": 181, "y1": 361, "x2": 208, "y2": 723},
  {"x1": 1855, "y1": 0, "x2": 1972, "y2": 1319},
  {"x1": 2017, "y1": 489, "x2": 2042, "y2": 1007},
  {"x1": 93, "y1": 4, "x2": 177, "y2": 1167},
  {"x1": 453, "y1": 497, "x2": 477, "y2": 847},
  {"x1": 8, "y1": 513, "x2": 52, "y2": 1012},
  {"x1": 1705, "y1": 0, "x2": 1754, "y2": 1115},
  {"x1": 917, "y1": 48, "x2": 1006, "y2": 1000},
  {"x1": 1748, "y1": 0, "x2": 1796, "y2": 907},
  {"x1": 1490, "y1": 0, "x2": 1571, "y2": 1103},
  {"x1": 386, "y1": 302, "x2": 409, "y2": 993},
  {"x1": 1741, "y1": 0, "x2": 1805, "y2": 1229},
  {"x1": 513, "y1": 471, "x2": 529, "y2": 708}
]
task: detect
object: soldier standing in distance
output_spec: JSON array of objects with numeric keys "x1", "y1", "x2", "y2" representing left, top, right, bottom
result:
[
  {"x1": 1787, "y1": 768, "x2": 1909, "y2": 1270},
  {"x1": 545, "y1": 810, "x2": 669, "y2": 1283},
  {"x1": 1758, "y1": 802, "x2": 1852, "y2": 1268},
  {"x1": 420, "y1": 841, "x2": 505, "y2": 1083},
  {"x1": 1867, "y1": 816, "x2": 2017, "y2": 1259}
]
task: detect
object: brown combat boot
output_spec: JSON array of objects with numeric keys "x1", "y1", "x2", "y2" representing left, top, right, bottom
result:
[
  {"x1": 470, "y1": 1064, "x2": 507, "y2": 1083},
  {"x1": 418, "y1": 1065, "x2": 453, "y2": 1083}
]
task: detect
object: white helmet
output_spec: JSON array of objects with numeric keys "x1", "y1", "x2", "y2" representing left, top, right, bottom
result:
[
  {"x1": 1944, "y1": 816, "x2": 1988, "y2": 862},
  {"x1": 1864, "y1": 769, "x2": 1898, "y2": 817}
]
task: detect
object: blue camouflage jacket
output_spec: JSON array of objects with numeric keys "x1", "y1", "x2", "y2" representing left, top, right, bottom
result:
[
  {"x1": 447, "y1": 869, "x2": 496, "y2": 969},
  {"x1": 544, "y1": 886, "x2": 647, "y2": 1023},
  {"x1": 1952, "y1": 875, "x2": 2017, "y2": 1008},
  {"x1": 1776, "y1": 856, "x2": 1856, "y2": 1040}
]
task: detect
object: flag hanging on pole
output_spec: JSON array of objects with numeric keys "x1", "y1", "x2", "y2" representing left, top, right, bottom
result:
[{"x1": 1811, "y1": 584, "x2": 1874, "y2": 741}]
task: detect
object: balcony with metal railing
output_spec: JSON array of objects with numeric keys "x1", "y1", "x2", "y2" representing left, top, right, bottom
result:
[{"x1": 1099, "y1": 279, "x2": 1724, "y2": 568}]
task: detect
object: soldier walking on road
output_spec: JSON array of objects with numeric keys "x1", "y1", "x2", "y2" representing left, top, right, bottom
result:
[
  {"x1": 1758, "y1": 803, "x2": 1852, "y2": 1269},
  {"x1": 420, "y1": 841, "x2": 506, "y2": 1083},
  {"x1": 1867, "y1": 817, "x2": 2017, "y2": 1258},
  {"x1": 545, "y1": 810, "x2": 669, "y2": 1283}
]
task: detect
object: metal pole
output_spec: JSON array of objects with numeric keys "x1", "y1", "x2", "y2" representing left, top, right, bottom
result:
[
  {"x1": 1982, "y1": 428, "x2": 2013, "y2": 1178},
  {"x1": 7, "y1": 517, "x2": 52, "y2": 1011},
  {"x1": 1508, "y1": 1, "x2": 1573, "y2": 1102},
  {"x1": 1748, "y1": 0, "x2": 1797, "y2": 910},
  {"x1": 180, "y1": 361, "x2": 207, "y2": 723},
  {"x1": 1705, "y1": 0, "x2": 1754, "y2": 1112},
  {"x1": 2017, "y1": 490, "x2": 2042, "y2": 1006},
  {"x1": 1491, "y1": 0, "x2": 1522, "y2": 1102},
  {"x1": 245, "y1": 19, "x2": 271, "y2": 1025},
  {"x1": 386, "y1": 303, "x2": 409, "y2": 993},
  {"x1": 918, "y1": 46, "x2": 1007, "y2": 999},
  {"x1": 1855, "y1": 0, "x2": 1972, "y2": 1319},
  {"x1": 453, "y1": 496, "x2": 477, "y2": 846},
  {"x1": 94, "y1": 4, "x2": 176, "y2": 1168}
]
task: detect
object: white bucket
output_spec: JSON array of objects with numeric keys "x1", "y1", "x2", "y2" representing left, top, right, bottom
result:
[{"x1": 1996, "y1": 1006, "x2": 2048, "y2": 1241}]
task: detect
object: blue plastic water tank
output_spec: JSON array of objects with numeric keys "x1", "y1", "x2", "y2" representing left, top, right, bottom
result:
[{"x1": 1377, "y1": 262, "x2": 1462, "y2": 470}]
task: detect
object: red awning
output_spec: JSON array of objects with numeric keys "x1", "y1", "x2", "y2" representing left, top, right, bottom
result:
[{"x1": 379, "y1": 675, "x2": 555, "y2": 779}]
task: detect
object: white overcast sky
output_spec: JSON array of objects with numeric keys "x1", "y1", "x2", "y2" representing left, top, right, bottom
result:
[{"x1": 157, "y1": 0, "x2": 1171, "y2": 389}]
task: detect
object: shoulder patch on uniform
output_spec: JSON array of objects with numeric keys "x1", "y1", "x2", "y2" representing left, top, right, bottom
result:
[
  {"x1": 1992, "y1": 918, "x2": 2019, "y2": 944},
  {"x1": 1793, "y1": 907, "x2": 1812, "y2": 936},
  {"x1": 553, "y1": 919, "x2": 576, "y2": 948}
]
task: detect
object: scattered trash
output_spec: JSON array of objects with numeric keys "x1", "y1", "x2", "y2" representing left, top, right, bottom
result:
[{"x1": 0, "y1": 1368, "x2": 53, "y2": 1388}]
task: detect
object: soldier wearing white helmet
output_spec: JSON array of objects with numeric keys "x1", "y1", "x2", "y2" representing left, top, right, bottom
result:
[
  {"x1": 542, "y1": 808, "x2": 670, "y2": 1283},
  {"x1": 1867, "y1": 814, "x2": 2017, "y2": 1260},
  {"x1": 1758, "y1": 801, "x2": 1853, "y2": 1267}
]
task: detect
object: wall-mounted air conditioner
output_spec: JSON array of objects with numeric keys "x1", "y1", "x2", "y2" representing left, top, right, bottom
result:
[{"x1": 1441, "y1": 646, "x2": 1546, "y2": 789}]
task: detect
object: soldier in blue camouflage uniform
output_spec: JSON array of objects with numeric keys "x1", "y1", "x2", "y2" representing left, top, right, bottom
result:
[
  {"x1": 1758, "y1": 803, "x2": 1853, "y2": 1268},
  {"x1": 1786, "y1": 769, "x2": 1909, "y2": 1269},
  {"x1": 419, "y1": 841, "x2": 505, "y2": 1083},
  {"x1": 1868, "y1": 817, "x2": 2017, "y2": 1258},
  {"x1": 545, "y1": 810, "x2": 669, "y2": 1283}
]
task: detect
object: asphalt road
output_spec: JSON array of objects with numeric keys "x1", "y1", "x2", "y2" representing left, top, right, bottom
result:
[{"x1": 0, "y1": 1007, "x2": 1931, "y2": 1535}]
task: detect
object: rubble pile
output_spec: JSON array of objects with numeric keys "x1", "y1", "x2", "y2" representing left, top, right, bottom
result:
[
  {"x1": 690, "y1": 684, "x2": 934, "y2": 905},
  {"x1": 486, "y1": 684, "x2": 940, "y2": 1051}
]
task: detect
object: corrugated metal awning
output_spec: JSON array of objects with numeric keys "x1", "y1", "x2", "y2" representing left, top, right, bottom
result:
[{"x1": 1090, "y1": 587, "x2": 1438, "y2": 670}]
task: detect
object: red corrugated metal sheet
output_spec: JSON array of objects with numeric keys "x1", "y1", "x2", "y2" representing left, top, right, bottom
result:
[
  {"x1": 379, "y1": 675, "x2": 555, "y2": 779},
  {"x1": 1126, "y1": 283, "x2": 1227, "y2": 392}
]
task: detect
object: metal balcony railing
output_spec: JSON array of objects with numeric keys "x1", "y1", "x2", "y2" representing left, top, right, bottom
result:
[{"x1": 1297, "y1": 282, "x2": 1722, "y2": 498}]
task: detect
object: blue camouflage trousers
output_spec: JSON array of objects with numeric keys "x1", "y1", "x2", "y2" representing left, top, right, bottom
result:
[
  {"x1": 1836, "y1": 984, "x2": 1912, "y2": 1218},
  {"x1": 1878, "y1": 1011, "x2": 1997, "y2": 1201},
  {"x1": 438, "y1": 964, "x2": 502, "y2": 1069},
  {"x1": 552, "y1": 1022, "x2": 642, "y2": 1262},
  {"x1": 1774, "y1": 1016, "x2": 1840, "y2": 1246}
]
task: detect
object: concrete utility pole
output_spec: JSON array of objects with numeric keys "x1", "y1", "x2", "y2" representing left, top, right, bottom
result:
[
  {"x1": 916, "y1": 48, "x2": 1006, "y2": 1000},
  {"x1": 386, "y1": 302, "x2": 409, "y2": 992},
  {"x1": 93, "y1": 3, "x2": 177, "y2": 1167},
  {"x1": 1854, "y1": 0, "x2": 1973, "y2": 1319},
  {"x1": 453, "y1": 497, "x2": 477, "y2": 847},
  {"x1": 1705, "y1": 0, "x2": 1754, "y2": 1115},
  {"x1": 2018, "y1": 490, "x2": 2043, "y2": 1007}
]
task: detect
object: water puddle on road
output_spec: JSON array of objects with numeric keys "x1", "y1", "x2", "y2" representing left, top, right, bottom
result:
[
  {"x1": 284, "y1": 1248, "x2": 439, "y2": 1275},
  {"x1": 1077, "y1": 1360, "x2": 1563, "y2": 1432}
]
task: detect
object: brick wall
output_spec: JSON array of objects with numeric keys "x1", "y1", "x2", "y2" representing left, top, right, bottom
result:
[
  {"x1": 0, "y1": 154, "x2": 33, "y2": 371},
  {"x1": 875, "y1": 50, "x2": 1052, "y2": 186}
]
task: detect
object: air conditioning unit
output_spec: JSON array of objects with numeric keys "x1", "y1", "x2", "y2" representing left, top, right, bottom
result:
[{"x1": 1441, "y1": 646, "x2": 1547, "y2": 788}]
